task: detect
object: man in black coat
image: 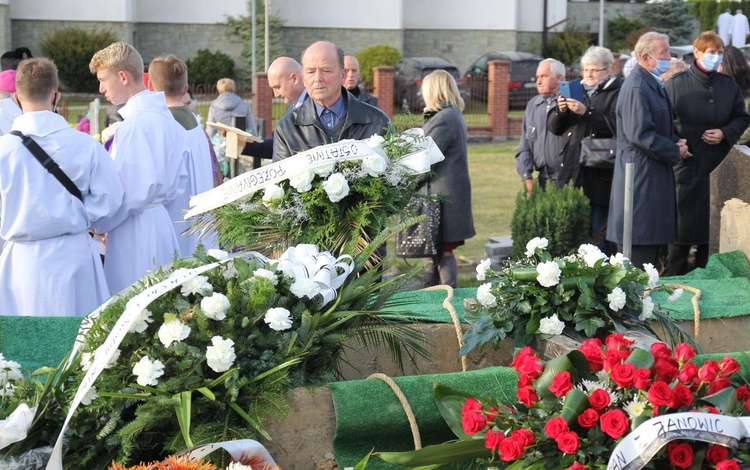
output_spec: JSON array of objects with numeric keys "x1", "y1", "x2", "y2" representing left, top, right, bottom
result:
[
  {"x1": 344, "y1": 55, "x2": 379, "y2": 108},
  {"x1": 606, "y1": 32, "x2": 692, "y2": 268}
]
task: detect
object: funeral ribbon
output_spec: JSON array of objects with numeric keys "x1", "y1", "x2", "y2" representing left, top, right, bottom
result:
[
  {"x1": 276, "y1": 244, "x2": 354, "y2": 307},
  {"x1": 0, "y1": 403, "x2": 36, "y2": 451},
  {"x1": 184, "y1": 131, "x2": 444, "y2": 218},
  {"x1": 184, "y1": 438, "x2": 276, "y2": 466},
  {"x1": 607, "y1": 412, "x2": 750, "y2": 470}
]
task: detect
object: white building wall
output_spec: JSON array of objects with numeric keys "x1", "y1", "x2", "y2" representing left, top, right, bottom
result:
[
  {"x1": 271, "y1": 0, "x2": 403, "y2": 29},
  {"x1": 403, "y1": 0, "x2": 517, "y2": 30}
]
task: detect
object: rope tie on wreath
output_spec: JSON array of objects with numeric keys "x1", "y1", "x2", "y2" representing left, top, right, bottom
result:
[
  {"x1": 646, "y1": 283, "x2": 702, "y2": 339},
  {"x1": 367, "y1": 373, "x2": 422, "y2": 450},
  {"x1": 421, "y1": 285, "x2": 468, "y2": 372}
]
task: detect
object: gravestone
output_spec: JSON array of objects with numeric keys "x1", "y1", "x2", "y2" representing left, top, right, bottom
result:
[{"x1": 709, "y1": 145, "x2": 750, "y2": 255}]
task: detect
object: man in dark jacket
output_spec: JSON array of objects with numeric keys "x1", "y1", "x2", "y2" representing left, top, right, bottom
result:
[
  {"x1": 273, "y1": 41, "x2": 391, "y2": 162},
  {"x1": 606, "y1": 32, "x2": 692, "y2": 268},
  {"x1": 344, "y1": 55, "x2": 378, "y2": 108}
]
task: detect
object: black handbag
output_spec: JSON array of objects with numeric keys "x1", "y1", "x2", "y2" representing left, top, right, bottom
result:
[
  {"x1": 580, "y1": 137, "x2": 617, "y2": 168},
  {"x1": 396, "y1": 180, "x2": 442, "y2": 258}
]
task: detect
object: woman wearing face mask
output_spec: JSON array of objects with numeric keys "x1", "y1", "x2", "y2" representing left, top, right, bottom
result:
[{"x1": 664, "y1": 31, "x2": 750, "y2": 275}]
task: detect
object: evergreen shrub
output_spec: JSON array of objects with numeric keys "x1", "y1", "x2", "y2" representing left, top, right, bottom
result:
[
  {"x1": 511, "y1": 182, "x2": 590, "y2": 259},
  {"x1": 356, "y1": 45, "x2": 402, "y2": 89},
  {"x1": 186, "y1": 49, "x2": 235, "y2": 88},
  {"x1": 40, "y1": 28, "x2": 117, "y2": 93}
]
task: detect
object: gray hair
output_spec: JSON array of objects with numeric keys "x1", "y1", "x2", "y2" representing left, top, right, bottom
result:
[
  {"x1": 541, "y1": 58, "x2": 565, "y2": 78},
  {"x1": 634, "y1": 32, "x2": 669, "y2": 59},
  {"x1": 581, "y1": 46, "x2": 615, "y2": 71}
]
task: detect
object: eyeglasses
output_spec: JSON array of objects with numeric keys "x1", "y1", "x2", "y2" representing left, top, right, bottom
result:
[{"x1": 582, "y1": 68, "x2": 608, "y2": 74}]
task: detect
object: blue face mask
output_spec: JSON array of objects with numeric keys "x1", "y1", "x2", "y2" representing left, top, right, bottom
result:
[
  {"x1": 649, "y1": 55, "x2": 672, "y2": 76},
  {"x1": 701, "y1": 53, "x2": 723, "y2": 71}
]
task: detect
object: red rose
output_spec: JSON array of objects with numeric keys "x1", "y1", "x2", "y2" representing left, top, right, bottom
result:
[
  {"x1": 569, "y1": 463, "x2": 586, "y2": 470},
  {"x1": 698, "y1": 360, "x2": 720, "y2": 382},
  {"x1": 517, "y1": 386, "x2": 538, "y2": 408},
  {"x1": 709, "y1": 377, "x2": 732, "y2": 395},
  {"x1": 670, "y1": 384, "x2": 693, "y2": 409},
  {"x1": 651, "y1": 342, "x2": 672, "y2": 359},
  {"x1": 517, "y1": 374, "x2": 533, "y2": 388},
  {"x1": 484, "y1": 429, "x2": 504, "y2": 450},
  {"x1": 736, "y1": 385, "x2": 750, "y2": 401},
  {"x1": 633, "y1": 368, "x2": 652, "y2": 390},
  {"x1": 461, "y1": 408, "x2": 487, "y2": 434},
  {"x1": 515, "y1": 355, "x2": 544, "y2": 380},
  {"x1": 717, "y1": 459, "x2": 742, "y2": 470},
  {"x1": 577, "y1": 408, "x2": 599, "y2": 428},
  {"x1": 499, "y1": 437, "x2": 525, "y2": 462},
  {"x1": 678, "y1": 362, "x2": 699, "y2": 386},
  {"x1": 611, "y1": 362, "x2": 636, "y2": 388},
  {"x1": 549, "y1": 372, "x2": 573, "y2": 397},
  {"x1": 486, "y1": 407, "x2": 499, "y2": 422},
  {"x1": 510, "y1": 346, "x2": 535, "y2": 367},
  {"x1": 588, "y1": 388, "x2": 611, "y2": 412},
  {"x1": 705, "y1": 445, "x2": 729, "y2": 465},
  {"x1": 720, "y1": 356, "x2": 741, "y2": 376},
  {"x1": 648, "y1": 381, "x2": 673, "y2": 407},
  {"x1": 674, "y1": 343, "x2": 696, "y2": 363},
  {"x1": 653, "y1": 358, "x2": 679, "y2": 383},
  {"x1": 511, "y1": 428, "x2": 535, "y2": 447},
  {"x1": 605, "y1": 333, "x2": 634, "y2": 351},
  {"x1": 599, "y1": 409, "x2": 630, "y2": 439},
  {"x1": 667, "y1": 441, "x2": 694, "y2": 469},
  {"x1": 579, "y1": 338, "x2": 604, "y2": 372},
  {"x1": 603, "y1": 349, "x2": 630, "y2": 372},
  {"x1": 556, "y1": 431, "x2": 580, "y2": 454},
  {"x1": 462, "y1": 397, "x2": 483, "y2": 414},
  {"x1": 544, "y1": 417, "x2": 569, "y2": 438}
]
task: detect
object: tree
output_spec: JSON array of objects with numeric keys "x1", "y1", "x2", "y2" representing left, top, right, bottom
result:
[
  {"x1": 226, "y1": 0, "x2": 286, "y2": 78},
  {"x1": 545, "y1": 26, "x2": 594, "y2": 68},
  {"x1": 643, "y1": 1, "x2": 696, "y2": 47},
  {"x1": 356, "y1": 45, "x2": 402, "y2": 89},
  {"x1": 607, "y1": 14, "x2": 646, "y2": 53},
  {"x1": 186, "y1": 49, "x2": 235, "y2": 87},
  {"x1": 40, "y1": 28, "x2": 117, "y2": 93}
]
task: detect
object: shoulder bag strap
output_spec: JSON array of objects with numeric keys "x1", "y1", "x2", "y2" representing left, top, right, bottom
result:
[{"x1": 10, "y1": 130, "x2": 83, "y2": 201}]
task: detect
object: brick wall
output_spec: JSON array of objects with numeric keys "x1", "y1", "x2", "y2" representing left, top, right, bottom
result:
[
  {"x1": 373, "y1": 66, "x2": 394, "y2": 118},
  {"x1": 253, "y1": 71, "x2": 273, "y2": 138}
]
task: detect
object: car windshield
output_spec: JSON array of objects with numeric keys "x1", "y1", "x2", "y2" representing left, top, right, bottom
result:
[{"x1": 510, "y1": 60, "x2": 540, "y2": 82}]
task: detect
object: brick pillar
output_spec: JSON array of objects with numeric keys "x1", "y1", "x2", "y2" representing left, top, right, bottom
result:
[
  {"x1": 253, "y1": 71, "x2": 273, "y2": 138},
  {"x1": 613, "y1": 52, "x2": 622, "y2": 77},
  {"x1": 488, "y1": 60, "x2": 509, "y2": 139},
  {"x1": 374, "y1": 66, "x2": 394, "y2": 119}
]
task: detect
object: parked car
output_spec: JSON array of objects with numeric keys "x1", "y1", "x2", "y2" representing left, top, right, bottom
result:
[
  {"x1": 669, "y1": 45, "x2": 695, "y2": 66},
  {"x1": 566, "y1": 53, "x2": 632, "y2": 80},
  {"x1": 464, "y1": 51, "x2": 542, "y2": 109},
  {"x1": 393, "y1": 57, "x2": 467, "y2": 113}
]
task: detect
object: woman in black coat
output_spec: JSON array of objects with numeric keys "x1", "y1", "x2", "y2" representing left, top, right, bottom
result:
[
  {"x1": 419, "y1": 69, "x2": 476, "y2": 287},
  {"x1": 665, "y1": 31, "x2": 750, "y2": 275},
  {"x1": 548, "y1": 46, "x2": 622, "y2": 254}
]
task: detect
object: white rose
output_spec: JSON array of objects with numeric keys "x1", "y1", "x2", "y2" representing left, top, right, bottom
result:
[
  {"x1": 313, "y1": 162, "x2": 336, "y2": 176},
  {"x1": 525, "y1": 237, "x2": 549, "y2": 257},
  {"x1": 80, "y1": 386, "x2": 99, "y2": 406},
  {"x1": 132, "y1": 356, "x2": 165, "y2": 386},
  {"x1": 639, "y1": 296, "x2": 655, "y2": 321},
  {"x1": 252, "y1": 268, "x2": 278, "y2": 285},
  {"x1": 609, "y1": 253, "x2": 628, "y2": 269},
  {"x1": 475, "y1": 258, "x2": 492, "y2": 281},
  {"x1": 362, "y1": 154, "x2": 388, "y2": 177},
  {"x1": 264, "y1": 307, "x2": 293, "y2": 331},
  {"x1": 608, "y1": 287, "x2": 627, "y2": 311},
  {"x1": 643, "y1": 263, "x2": 659, "y2": 289},
  {"x1": 291, "y1": 278, "x2": 321, "y2": 299},
  {"x1": 158, "y1": 319, "x2": 191, "y2": 348},
  {"x1": 205, "y1": 336, "x2": 236, "y2": 373},
  {"x1": 476, "y1": 283, "x2": 497, "y2": 308},
  {"x1": 206, "y1": 249, "x2": 229, "y2": 260},
  {"x1": 129, "y1": 308, "x2": 153, "y2": 333},
  {"x1": 289, "y1": 170, "x2": 315, "y2": 193},
  {"x1": 322, "y1": 173, "x2": 350, "y2": 203},
  {"x1": 0, "y1": 356, "x2": 22, "y2": 384},
  {"x1": 201, "y1": 292, "x2": 231, "y2": 320},
  {"x1": 262, "y1": 183, "x2": 285, "y2": 208},
  {"x1": 366, "y1": 134, "x2": 385, "y2": 148},
  {"x1": 180, "y1": 275, "x2": 213, "y2": 297},
  {"x1": 668, "y1": 288, "x2": 684, "y2": 302},
  {"x1": 578, "y1": 244, "x2": 607, "y2": 268},
  {"x1": 536, "y1": 261, "x2": 561, "y2": 287},
  {"x1": 538, "y1": 314, "x2": 565, "y2": 335},
  {"x1": 223, "y1": 261, "x2": 239, "y2": 279}
]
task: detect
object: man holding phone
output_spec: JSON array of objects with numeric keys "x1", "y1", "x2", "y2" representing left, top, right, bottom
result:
[{"x1": 515, "y1": 58, "x2": 570, "y2": 194}]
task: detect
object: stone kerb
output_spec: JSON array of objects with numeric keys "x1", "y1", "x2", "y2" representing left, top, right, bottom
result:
[
  {"x1": 253, "y1": 71, "x2": 273, "y2": 138},
  {"x1": 488, "y1": 60, "x2": 510, "y2": 139},
  {"x1": 374, "y1": 65, "x2": 395, "y2": 118}
]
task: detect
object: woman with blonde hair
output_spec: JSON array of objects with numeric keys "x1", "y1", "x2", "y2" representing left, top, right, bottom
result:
[{"x1": 418, "y1": 69, "x2": 475, "y2": 287}]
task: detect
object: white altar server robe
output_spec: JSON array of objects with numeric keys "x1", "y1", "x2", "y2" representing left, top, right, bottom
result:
[
  {"x1": 94, "y1": 91, "x2": 188, "y2": 294},
  {"x1": 164, "y1": 123, "x2": 217, "y2": 256},
  {"x1": 0, "y1": 111, "x2": 124, "y2": 316},
  {"x1": 0, "y1": 98, "x2": 21, "y2": 254}
]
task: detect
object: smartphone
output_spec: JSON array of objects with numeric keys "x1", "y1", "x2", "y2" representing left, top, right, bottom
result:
[{"x1": 558, "y1": 80, "x2": 584, "y2": 102}]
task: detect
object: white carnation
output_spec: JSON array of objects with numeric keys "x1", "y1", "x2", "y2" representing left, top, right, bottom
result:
[
  {"x1": 322, "y1": 172, "x2": 350, "y2": 203},
  {"x1": 129, "y1": 308, "x2": 153, "y2": 333},
  {"x1": 201, "y1": 292, "x2": 231, "y2": 320},
  {"x1": 476, "y1": 283, "x2": 497, "y2": 308},
  {"x1": 362, "y1": 154, "x2": 388, "y2": 177},
  {"x1": 80, "y1": 348, "x2": 120, "y2": 372},
  {"x1": 132, "y1": 356, "x2": 165, "y2": 386},
  {"x1": 608, "y1": 287, "x2": 627, "y2": 311},
  {"x1": 264, "y1": 307, "x2": 293, "y2": 331},
  {"x1": 538, "y1": 314, "x2": 565, "y2": 335},
  {"x1": 366, "y1": 134, "x2": 385, "y2": 148},
  {"x1": 252, "y1": 268, "x2": 278, "y2": 285},
  {"x1": 262, "y1": 183, "x2": 285, "y2": 207},
  {"x1": 475, "y1": 258, "x2": 492, "y2": 281},
  {"x1": 536, "y1": 260, "x2": 561, "y2": 287},
  {"x1": 525, "y1": 237, "x2": 548, "y2": 257},
  {"x1": 80, "y1": 386, "x2": 99, "y2": 406},
  {"x1": 158, "y1": 319, "x2": 191, "y2": 347},
  {"x1": 639, "y1": 296, "x2": 655, "y2": 321},
  {"x1": 668, "y1": 288, "x2": 684, "y2": 302},
  {"x1": 643, "y1": 263, "x2": 659, "y2": 289},
  {"x1": 0, "y1": 355, "x2": 23, "y2": 385},
  {"x1": 291, "y1": 278, "x2": 321, "y2": 299},
  {"x1": 578, "y1": 244, "x2": 607, "y2": 267},
  {"x1": 609, "y1": 253, "x2": 628, "y2": 269},
  {"x1": 206, "y1": 248, "x2": 229, "y2": 260},
  {"x1": 180, "y1": 275, "x2": 212, "y2": 297},
  {"x1": 289, "y1": 170, "x2": 315, "y2": 193},
  {"x1": 205, "y1": 336, "x2": 236, "y2": 373}
]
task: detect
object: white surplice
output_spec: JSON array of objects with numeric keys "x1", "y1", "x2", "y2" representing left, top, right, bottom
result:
[
  {"x1": 164, "y1": 116, "x2": 217, "y2": 256},
  {"x1": 94, "y1": 91, "x2": 188, "y2": 294},
  {"x1": 730, "y1": 12, "x2": 750, "y2": 47},
  {"x1": 0, "y1": 111, "x2": 124, "y2": 316},
  {"x1": 0, "y1": 98, "x2": 22, "y2": 136}
]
